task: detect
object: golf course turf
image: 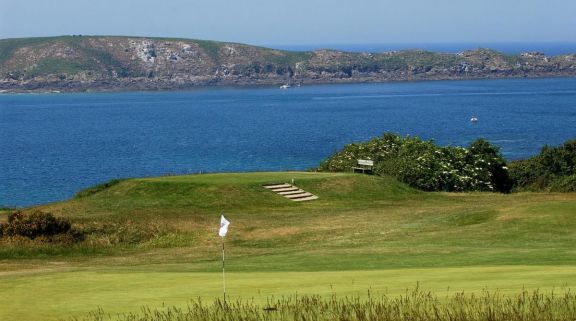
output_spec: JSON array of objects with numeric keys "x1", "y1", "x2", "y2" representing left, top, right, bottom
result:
[{"x1": 1, "y1": 172, "x2": 576, "y2": 320}]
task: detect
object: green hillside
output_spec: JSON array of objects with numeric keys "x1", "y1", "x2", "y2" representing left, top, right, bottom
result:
[
  {"x1": 2, "y1": 172, "x2": 576, "y2": 320},
  {"x1": 3, "y1": 171, "x2": 576, "y2": 269}
]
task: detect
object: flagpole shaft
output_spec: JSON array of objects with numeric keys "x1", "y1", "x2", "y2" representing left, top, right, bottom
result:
[{"x1": 222, "y1": 236, "x2": 226, "y2": 306}]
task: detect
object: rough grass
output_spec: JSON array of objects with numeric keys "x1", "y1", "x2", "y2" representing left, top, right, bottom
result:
[
  {"x1": 0, "y1": 36, "x2": 67, "y2": 66},
  {"x1": 262, "y1": 50, "x2": 313, "y2": 66},
  {"x1": 74, "y1": 289, "x2": 576, "y2": 321},
  {"x1": 195, "y1": 39, "x2": 224, "y2": 63},
  {"x1": 25, "y1": 58, "x2": 91, "y2": 77},
  {"x1": 1, "y1": 172, "x2": 576, "y2": 321}
]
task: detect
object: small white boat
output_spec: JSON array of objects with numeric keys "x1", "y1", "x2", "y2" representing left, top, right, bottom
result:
[
  {"x1": 279, "y1": 84, "x2": 291, "y2": 89},
  {"x1": 470, "y1": 117, "x2": 478, "y2": 122}
]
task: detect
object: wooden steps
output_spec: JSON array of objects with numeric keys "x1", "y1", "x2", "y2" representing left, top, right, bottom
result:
[{"x1": 263, "y1": 183, "x2": 319, "y2": 202}]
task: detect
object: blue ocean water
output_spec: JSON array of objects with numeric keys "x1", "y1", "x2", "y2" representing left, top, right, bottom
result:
[{"x1": 1, "y1": 77, "x2": 576, "y2": 207}]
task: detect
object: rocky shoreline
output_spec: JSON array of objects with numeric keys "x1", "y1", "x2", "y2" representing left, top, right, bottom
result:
[{"x1": 1, "y1": 73, "x2": 575, "y2": 94}]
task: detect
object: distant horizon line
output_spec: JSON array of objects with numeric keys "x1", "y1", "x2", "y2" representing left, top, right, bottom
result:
[{"x1": 269, "y1": 41, "x2": 576, "y2": 46}]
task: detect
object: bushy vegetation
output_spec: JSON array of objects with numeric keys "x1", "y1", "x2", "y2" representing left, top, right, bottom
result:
[
  {"x1": 509, "y1": 140, "x2": 576, "y2": 191},
  {"x1": 319, "y1": 133, "x2": 512, "y2": 193},
  {"x1": 0, "y1": 218, "x2": 175, "y2": 260},
  {"x1": 0, "y1": 210, "x2": 81, "y2": 243},
  {"x1": 195, "y1": 39, "x2": 224, "y2": 63},
  {"x1": 81, "y1": 220, "x2": 171, "y2": 246},
  {"x1": 77, "y1": 289, "x2": 576, "y2": 321},
  {"x1": 0, "y1": 37, "x2": 67, "y2": 66},
  {"x1": 25, "y1": 58, "x2": 91, "y2": 78},
  {"x1": 80, "y1": 46, "x2": 136, "y2": 78}
]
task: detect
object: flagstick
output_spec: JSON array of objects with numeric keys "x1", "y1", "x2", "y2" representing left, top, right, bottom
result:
[
  {"x1": 219, "y1": 215, "x2": 230, "y2": 308},
  {"x1": 221, "y1": 235, "x2": 226, "y2": 307}
]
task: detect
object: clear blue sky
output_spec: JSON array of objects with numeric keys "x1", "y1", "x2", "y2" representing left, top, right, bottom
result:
[{"x1": 1, "y1": 0, "x2": 575, "y2": 45}]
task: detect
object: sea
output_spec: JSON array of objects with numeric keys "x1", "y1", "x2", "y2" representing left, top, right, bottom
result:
[{"x1": 1, "y1": 77, "x2": 576, "y2": 207}]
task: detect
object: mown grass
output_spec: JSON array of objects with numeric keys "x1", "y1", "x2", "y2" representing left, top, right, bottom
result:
[{"x1": 1, "y1": 172, "x2": 576, "y2": 320}]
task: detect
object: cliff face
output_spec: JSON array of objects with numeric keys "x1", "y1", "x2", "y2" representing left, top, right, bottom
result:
[{"x1": 1, "y1": 36, "x2": 576, "y2": 92}]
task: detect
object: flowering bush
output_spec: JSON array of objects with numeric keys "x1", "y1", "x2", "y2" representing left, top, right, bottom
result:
[{"x1": 319, "y1": 133, "x2": 512, "y2": 193}]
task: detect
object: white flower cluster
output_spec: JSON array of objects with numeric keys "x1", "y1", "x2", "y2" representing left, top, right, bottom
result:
[{"x1": 321, "y1": 134, "x2": 510, "y2": 192}]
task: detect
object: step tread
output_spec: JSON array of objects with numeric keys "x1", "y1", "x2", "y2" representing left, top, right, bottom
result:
[
  {"x1": 263, "y1": 184, "x2": 292, "y2": 189},
  {"x1": 284, "y1": 192, "x2": 313, "y2": 199},
  {"x1": 278, "y1": 190, "x2": 306, "y2": 195},
  {"x1": 271, "y1": 187, "x2": 299, "y2": 192},
  {"x1": 291, "y1": 196, "x2": 319, "y2": 202}
]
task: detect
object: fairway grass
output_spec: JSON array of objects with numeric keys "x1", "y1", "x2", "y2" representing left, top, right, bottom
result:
[
  {"x1": 2, "y1": 172, "x2": 576, "y2": 320},
  {"x1": 2, "y1": 265, "x2": 576, "y2": 321}
]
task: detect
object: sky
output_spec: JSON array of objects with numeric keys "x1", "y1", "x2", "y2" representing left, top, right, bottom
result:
[{"x1": 1, "y1": 0, "x2": 575, "y2": 46}]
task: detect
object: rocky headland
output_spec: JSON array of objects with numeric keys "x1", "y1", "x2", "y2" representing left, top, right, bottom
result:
[{"x1": 1, "y1": 36, "x2": 576, "y2": 92}]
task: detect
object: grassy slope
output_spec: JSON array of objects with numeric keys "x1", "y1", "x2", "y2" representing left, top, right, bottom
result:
[
  {"x1": 1, "y1": 172, "x2": 576, "y2": 320},
  {"x1": 0, "y1": 36, "x2": 310, "y2": 77}
]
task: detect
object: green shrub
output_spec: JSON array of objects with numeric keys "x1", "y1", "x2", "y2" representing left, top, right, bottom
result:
[
  {"x1": 0, "y1": 210, "x2": 80, "y2": 241},
  {"x1": 509, "y1": 140, "x2": 576, "y2": 191},
  {"x1": 319, "y1": 133, "x2": 512, "y2": 193},
  {"x1": 549, "y1": 174, "x2": 576, "y2": 192},
  {"x1": 81, "y1": 220, "x2": 167, "y2": 246}
]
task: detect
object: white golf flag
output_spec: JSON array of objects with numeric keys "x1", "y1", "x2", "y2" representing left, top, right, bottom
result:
[{"x1": 219, "y1": 215, "x2": 230, "y2": 237}]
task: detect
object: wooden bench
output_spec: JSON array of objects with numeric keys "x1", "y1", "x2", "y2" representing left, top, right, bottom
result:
[{"x1": 352, "y1": 159, "x2": 374, "y2": 174}]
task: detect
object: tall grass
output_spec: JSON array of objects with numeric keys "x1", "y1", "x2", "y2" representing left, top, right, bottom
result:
[{"x1": 72, "y1": 288, "x2": 576, "y2": 321}]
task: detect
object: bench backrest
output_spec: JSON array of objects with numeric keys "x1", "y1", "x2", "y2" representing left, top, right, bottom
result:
[{"x1": 357, "y1": 159, "x2": 374, "y2": 167}]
